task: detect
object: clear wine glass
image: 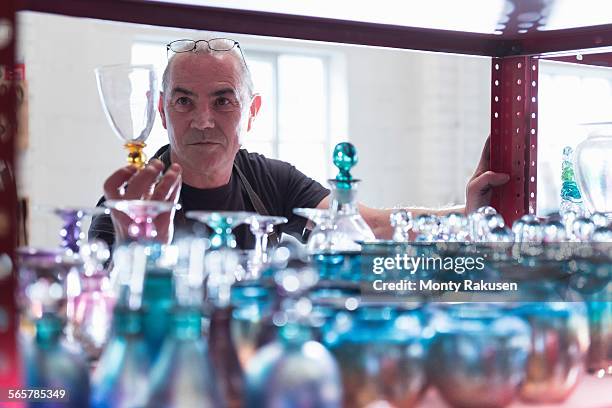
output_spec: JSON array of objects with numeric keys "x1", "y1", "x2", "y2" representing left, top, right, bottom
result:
[
  {"x1": 95, "y1": 64, "x2": 159, "y2": 168},
  {"x1": 244, "y1": 215, "x2": 288, "y2": 279}
]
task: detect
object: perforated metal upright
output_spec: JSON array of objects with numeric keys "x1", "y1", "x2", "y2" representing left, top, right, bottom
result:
[
  {"x1": 0, "y1": 0, "x2": 19, "y2": 389},
  {"x1": 490, "y1": 56, "x2": 539, "y2": 224}
]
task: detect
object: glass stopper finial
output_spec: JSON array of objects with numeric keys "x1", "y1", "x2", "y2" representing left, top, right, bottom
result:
[{"x1": 333, "y1": 142, "x2": 357, "y2": 182}]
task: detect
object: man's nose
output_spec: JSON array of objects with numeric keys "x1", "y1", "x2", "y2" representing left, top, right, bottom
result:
[{"x1": 191, "y1": 105, "x2": 214, "y2": 129}]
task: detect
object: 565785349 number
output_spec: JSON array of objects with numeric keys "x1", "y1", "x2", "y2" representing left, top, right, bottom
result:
[{"x1": 1, "y1": 388, "x2": 68, "y2": 402}]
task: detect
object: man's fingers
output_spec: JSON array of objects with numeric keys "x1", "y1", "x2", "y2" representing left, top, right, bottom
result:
[
  {"x1": 470, "y1": 171, "x2": 510, "y2": 193},
  {"x1": 103, "y1": 166, "x2": 138, "y2": 199},
  {"x1": 473, "y1": 135, "x2": 492, "y2": 176},
  {"x1": 150, "y1": 163, "x2": 182, "y2": 201},
  {"x1": 123, "y1": 159, "x2": 165, "y2": 200}
]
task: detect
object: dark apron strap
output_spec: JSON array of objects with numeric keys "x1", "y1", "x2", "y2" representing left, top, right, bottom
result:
[{"x1": 233, "y1": 163, "x2": 280, "y2": 247}]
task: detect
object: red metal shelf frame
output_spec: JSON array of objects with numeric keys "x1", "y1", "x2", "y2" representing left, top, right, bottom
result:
[
  {"x1": 0, "y1": 0, "x2": 19, "y2": 390},
  {"x1": 2, "y1": 0, "x2": 612, "y2": 385}
]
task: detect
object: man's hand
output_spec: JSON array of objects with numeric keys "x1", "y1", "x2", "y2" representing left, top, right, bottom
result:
[
  {"x1": 466, "y1": 136, "x2": 510, "y2": 214},
  {"x1": 103, "y1": 159, "x2": 182, "y2": 244}
]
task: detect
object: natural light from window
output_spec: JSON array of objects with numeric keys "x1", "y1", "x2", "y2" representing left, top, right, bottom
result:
[{"x1": 537, "y1": 60, "x2": 612, "y2": 215}]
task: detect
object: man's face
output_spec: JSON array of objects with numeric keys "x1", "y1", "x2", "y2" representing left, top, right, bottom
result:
[{"x1": 159, "y1": 52, "x2": 260, "y2": 174}]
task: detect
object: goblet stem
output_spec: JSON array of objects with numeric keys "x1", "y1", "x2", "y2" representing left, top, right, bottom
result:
[{"x1": 124, "y1": 141, "x2": 147, "y2": 169}]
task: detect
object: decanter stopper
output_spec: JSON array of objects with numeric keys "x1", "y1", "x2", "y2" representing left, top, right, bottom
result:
[{"x1": 333, "y1": 142, "x2": 358, "y2": 184}]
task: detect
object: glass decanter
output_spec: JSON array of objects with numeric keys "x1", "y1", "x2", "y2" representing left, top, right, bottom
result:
[
  {"x1": 146, "y1": 238, "x2": 223, "y2": 408},
  {"x1": 17, "y1": 248, "x2": 91, "y2": 408},
  {"x1": 326, "y1": 142, "x2": 375, "y2": 250},
  {"x1": 91, "y1": 244, "x2": 151, "y2": 408},
  {"x1": 575, "y1": 122, "x2": 612, "y2": 221},
  {"x1": 95, "y1": 64, "x2": 158, "y2": 168},
  {"x1": 105, "y1": 200, "x2": 178, "y2": 360}
]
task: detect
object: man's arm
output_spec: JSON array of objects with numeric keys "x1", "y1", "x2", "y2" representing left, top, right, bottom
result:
[
  {"x1": 314, "y1": 196, "x2": 465, "y2": 239},
  {"x1": 314, "y1": 136, "x2": 509, "y2": 240}
]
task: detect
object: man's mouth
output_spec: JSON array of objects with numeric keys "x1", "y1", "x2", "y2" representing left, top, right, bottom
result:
[{"x1": 189, "y1": 141, "x2": 221, "y2": 145}]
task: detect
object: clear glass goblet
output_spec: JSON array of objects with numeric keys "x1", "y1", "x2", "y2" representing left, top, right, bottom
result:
[
  {"x1": 244, "y1": 215, "x2": 288, "y2": 279},
  {"x1": 95, "y1": 64, "x2": 159, "y2": 168}
]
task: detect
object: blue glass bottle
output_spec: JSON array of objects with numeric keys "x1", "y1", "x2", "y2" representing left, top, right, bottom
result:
[
  {"x1": 91, "y1": 307, "x2": 150, "y2": 408},
  {"x1": 146, "y1": 237, "x2": 224, "y2": 407},
  {"x1": 23, "y1": 314, "x2": 91, "y2": 408},
  {"x1": 147, "y1": 307, "x2": 222, "y2": 407},
  {"x1": 91, "y1": 244, "x2": 150, "y2": 408}
]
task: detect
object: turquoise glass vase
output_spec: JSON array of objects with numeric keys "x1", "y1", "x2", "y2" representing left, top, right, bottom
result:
[
  {"x1": 146, "y1": 308, "x2": 223, "y2": 407},
  {"x1": 91, "y1": 307, "x2": 150, "y2": 408}
]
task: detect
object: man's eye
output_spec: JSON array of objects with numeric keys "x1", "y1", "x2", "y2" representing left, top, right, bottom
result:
[
  {"x1": 176, "y1": 96, "x2": 191, "y2": 105},
  {"x1": 215, "y1": 97, "x2": 231, "y2": 106}
]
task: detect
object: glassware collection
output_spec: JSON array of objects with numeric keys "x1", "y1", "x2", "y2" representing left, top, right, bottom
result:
[
  {"x1": 14, "y1": 64, "x2": 610, "y2": 407},
  {"x1": 17, "y1": 140, "x2": 611, "y2": 406}
]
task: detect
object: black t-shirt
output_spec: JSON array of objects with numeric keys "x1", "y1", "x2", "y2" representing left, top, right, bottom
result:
[{"x1": 89, "y1": 146, "x2": 330, "y2": 249}]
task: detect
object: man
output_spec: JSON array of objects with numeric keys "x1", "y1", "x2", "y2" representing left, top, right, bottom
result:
[{"x1": 89, "y1": 37, "x2": 509, "y2": 249}]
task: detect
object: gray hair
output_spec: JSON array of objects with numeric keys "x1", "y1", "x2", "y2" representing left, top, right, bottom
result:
[{"x1": 162, "y1": 36, "x2": 254, "y2": 103}]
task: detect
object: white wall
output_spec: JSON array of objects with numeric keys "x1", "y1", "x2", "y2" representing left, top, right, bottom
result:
[{"x1": 18, "y1": 12, "x2": 490, "y2": 247}]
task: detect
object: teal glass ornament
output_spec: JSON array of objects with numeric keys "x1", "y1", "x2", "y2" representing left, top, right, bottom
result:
[
  {"x1": 91, "y1": 244, "x2": 150, "y2": 408},
  {"x1": 560, "y1": 146, "x2": 586, "y2": 215}
]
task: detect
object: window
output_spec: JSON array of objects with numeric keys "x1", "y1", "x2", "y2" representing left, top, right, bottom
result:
[
  {"x1": 131, "y1": 42, "x2": 335, "y2": 185},
  {"x1": 537, "y1": 60, "x2": 612, "y2": 216}
]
